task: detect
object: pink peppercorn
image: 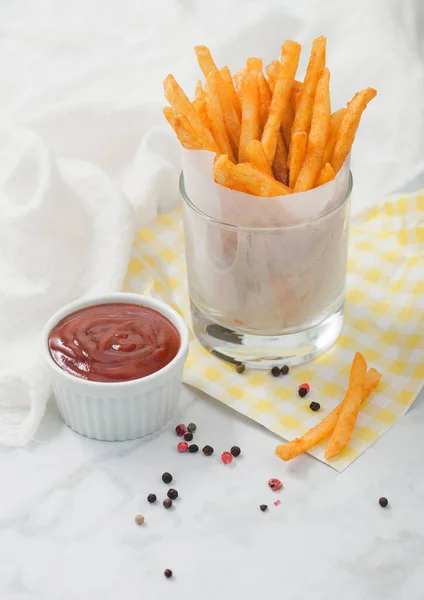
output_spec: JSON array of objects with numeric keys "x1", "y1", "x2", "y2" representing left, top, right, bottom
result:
[
  {"x1": 175, "y1": 424, "x2": 187, "y2": 436},
  {"x1": 221, "y1": 451, "x2": 233, "y2": 464},
  {"x1": 177, "y1": 441, "x2": 188, "y2": 452},
  {"x1": 268, "y1": 478, "x2": 283, "y2": 491}
]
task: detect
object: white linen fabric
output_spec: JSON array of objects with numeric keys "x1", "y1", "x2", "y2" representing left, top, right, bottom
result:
[{"x1": 0, "y1": 0, "x2": 422, "y2": 446}]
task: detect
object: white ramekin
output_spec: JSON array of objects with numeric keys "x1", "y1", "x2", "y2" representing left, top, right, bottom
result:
[{"x1": 42, "y1": 293, "x2": 189, "y2": 441}]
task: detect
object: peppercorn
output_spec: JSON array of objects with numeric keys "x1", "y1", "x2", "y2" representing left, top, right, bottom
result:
[
  {"x1": 271, "y1": 366, "x2": 281, "y2": 377},
  {"x1": 162, "y1": 472, "x2": 173, "y2": 484},
  {"x1": 298, "y1": 386, "x2": 308, "y2": 398},
  {"x1": 235, "y1": 362, "x2": 246, "y2": 374},
  {"x1": 163, "y1": 498, "x2": 173, "y2": 509},
  {"x1": 260, "y1": 504, "x2": 268, "y2": 512},
  {"x1": 164, "y1": 569, "x2": 173, "y2": 578},
  {"x1": 379, "y1": 497, "x2": 388, "y2": 508},
  {"x1": 134, "y1": 514, "x2": 145, "y2": 525},
  {"x1": 309, "y1": 401, "x2": 320, "y2": 412},
  {"x1": 187, "y1": 422, "x2": 197, "y2": 433},
  {"x1": 280, "y1": 364, "x2": 289, "y2": 375},
  {"x1": 230, "y1": 445, "x2": 241, "y2": 457},
  {"x1": 177, "y1": 441, "x2": 189, "y2": 452},
  {"x1": 188, "y1": 444, "x2": 199, "y2": 453},
  {"x1": 147, "y1": 493, "x2": 157, "y2": 504},
  {"x1": 268, "y1": 478, "x2": 283, "y2": 491},
  {"x1": 203, "y1": 445, "x2": 214, "y2": 456},
  {"x1": 175, "y1": 424, "x2": 186, "y2": 437},
  {"x1": 167, "y1": 488, "x2": 178, "y2": 500},
  {"x1": 221, "y1": 451, "x2": 233, "y2": 464},
  {"x1": 184, "y1": 432, "x2": 193, "y2": 442}
]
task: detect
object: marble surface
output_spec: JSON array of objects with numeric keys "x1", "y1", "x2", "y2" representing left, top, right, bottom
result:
[{"x1": 0, "y1": 380, "x2": 423, "y2": 600}]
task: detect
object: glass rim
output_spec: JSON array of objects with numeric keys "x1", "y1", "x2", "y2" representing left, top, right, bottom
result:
[{"x1": 179, "y1": 170, "x2": 353, "y2": 232}]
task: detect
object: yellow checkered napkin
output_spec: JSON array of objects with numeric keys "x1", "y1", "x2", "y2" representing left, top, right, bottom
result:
[{"x1": 124, "y1": 191, "x2": 424, "y2": 472}]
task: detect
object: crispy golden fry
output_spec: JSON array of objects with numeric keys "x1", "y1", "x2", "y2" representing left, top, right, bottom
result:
[
  {"x1": 325, "y1": 352, "x2": 368, "y2": 459},
  {"x1": 193, "y1": 81, "x2": 210, "y2": 128},
  {"x1": 194, "y1": 45, "x2": 218, "y2": 78},
  {"x1": 220, "y1": 66, "x2": 241, "y2": 120},
  {"x1": 213, "y1": 154, "x2": 247, "y2": 192},
  {"x1": 275, "y1": 367, "x2": 381, "y2": 461},
  {"x1": 332, "y1": 88, "x2": 377, "y2": 173},
  {"x1": 291, "y1": 35, "x2": 326, "y2": 138},
  {"x1": 261, "y1": 41, "x2": 301, "y2": 165},
  {"x1": 294, "y1": 67, "x2": 331, "y2": 192},
  {"x1": 281, "y1": 95, "x2": 294, "y2": 149},
  {"x1": 246, "y1": 140, "x2": 274, "y2": 177},
  {"x1": 257, "y1": 72, "x2": 272, "y2": 131},
  {"x1": 291, "y1": 79, "x2": 303, "y2": 108},
  {"x1": 163, "y1": 107, "x2": 206, "y2": 150},
  {"x1": 289, "y1": 131, "x2": 307, "y2": 188},
  {"x1": 235, "y1": 68, "x2": 245, "y2": 97},
  {"x1": 206, "y1": 71, "x2": 236, "y2": 162},
  {"x1": 163, "y1": 74, "x2": 218, "y2": 151},
  {"x1": 322, "y1": 108, "x2": 346, "y2": 165},
  {"x1": 238, "y1": 72, "x2": 260, "y2": 162},
  {"x1": 247, "y1": 57, "x2": 263, "y2": 73},
  {"x1": 234, "y1": 162, "x2": 291, "y2": 196},
  {"x1": 215, "y1": 74, "x2": 241, "y2": 151},
  {"x1": 273, "y1": 133, "x2": 289, "y2": 186},
  {"x1": 265, "y1": 59, "x2": 279, "y2": 94},
  {"x1": 315, "y1": 162, "x2": 336, "y2": 187}
]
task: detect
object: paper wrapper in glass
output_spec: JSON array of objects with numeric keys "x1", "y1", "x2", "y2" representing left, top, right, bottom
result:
[{"x1": 181, "y1": 149, "x2": 351, "y2": 333}]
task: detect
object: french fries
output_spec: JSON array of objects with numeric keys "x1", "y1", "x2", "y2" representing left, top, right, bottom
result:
[
  {"x1": 163, "y1": 38, "x2": 376, "y2": 196},
  {"x1": 213, "y1": 154, "x2": 247, "y2": 192},
  {"x1": 275, "y1": 366, "x2": 382, "y2": 461}
]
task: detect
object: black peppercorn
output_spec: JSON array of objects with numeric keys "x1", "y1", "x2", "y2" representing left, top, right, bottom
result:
[
  {"x1": 379, "y1": 497, "x2": 388, "y2": 508},
  {"x1": 162, "y1": 472, "x2": 173, "y2": 484},
  {"x1": 164, "y1": 569, "x2": 173, "y2": 578},
  {"x1": 147, "y1": 493, "x2": 157, "y2": 504},
  {"x1": 235, "y1": 362, "x2": 246, "y2": 374},
  {"x1": 260, "y1": 504, "x2": 268, "y2": 512},
  {"x1": 187, "y1": 422, "x2": 197, "y2": 433},
  {"x1": 163, "y1": 498, "x2": 173, "y2": 509},
  {"x1": 202, "y1": 445, "x2": 214, "y2": 456},
  {"x1": 184, "y1": 432, "x2": 193, "y2": 442},
  {"x1": 309, "y1": 401, "x2": 320, "y2": 412},
  {"x1": 280, "y1": 364, "x2": 289, "y2": 375},
  {"x1": 298, "y1": 386, "x2": 308, "y2": 398},
  {"x1": 271, "y1": 366, "x2": 281, "y2": 377},
  {"x1": 167, "y1": 488, "x2": 178, "y2": 500},
  {"x1": 230, "y1": 445, "x2": 241, "y2": 457},
  {"x1": 188, "y1": 444, "x2": 199, "y2": 453}
]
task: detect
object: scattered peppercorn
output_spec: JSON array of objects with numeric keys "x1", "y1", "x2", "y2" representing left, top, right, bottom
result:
[
  {"x1": 134, "y1": 514, "x2": 145, "y2": 525},
  {"x1": 163, "y1": 498, "x2": 173, "y2": 509},
  {"x1": 177, "y1": 441, "x2": 189, "y2": 452},
  {"x1": 268, "y1": 478, "x2": 283, "y2": 491},
  {"x1": 203, "y1": 445, "x2": 214, "y2": 456},
  {"x1": 188, "y1": 444, "x2": 199, "y2": 453},
  {"x1": 221, "y1": 451, "x2": 233, "y2": 464},
  {"x1": 164, "y1": 569, "x2": 173, "y2": 579},
  {"x1": 379, "y1": 497, "x2": 388, "y2": 508},
  {"x1": 260, "y1": 504, "x2": 268, "y2": 512},
  {"x1": 280, "y1": 364, "x2": 289, "y2": 375},
  {"x1": 300, "y1": 383, "x2": 310, "y2": 393},
  {"x1": 147, "y1": 493, "x2": 157, "y2": 504},
  {"x1": 187, "y1": 422, "x2": 197, "y2": 433},
  {"x1": 230, "y1": 445, "x2": 241, "y2": 457},
  {"x1": 162, "y1": 472, "x2": 173, "y2": 484},
  {"x1": 235, "y1": 362, "x2": 246, "y2": 374},
  {"x1": 184, "y1": 432, "x2": 193, "y2": 442},
  {"x1": 309, "y1": 401, "x2": 320, "y2": 412},
  {"x1": 175, "y1": 424, "x2": 186, "y2": 436},
  {"x1": 274, "y1": 500, "x2": 281, "y2": 506},
  {"x1": 167, "y1": 488, "x2": 178, "y2": 500},
  {"x1": 271, "y1": 366, "x2": 281, "y2": 377},
  {"x1": 298, "y1": 386, "x2": 308, "y2": 398}
]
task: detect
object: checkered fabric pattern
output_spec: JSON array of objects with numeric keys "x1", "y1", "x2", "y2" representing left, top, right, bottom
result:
[{"x1": 124, "y1": 191, "x2": 424, "y2": 472}]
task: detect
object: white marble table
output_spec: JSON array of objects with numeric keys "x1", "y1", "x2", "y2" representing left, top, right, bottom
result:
[{"x1": 0, "y1": 380, "x2": 423, "y2": 600}]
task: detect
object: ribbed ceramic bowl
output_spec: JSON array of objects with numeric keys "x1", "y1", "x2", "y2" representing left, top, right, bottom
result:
[{"x1": 43, "y1": 293, "x2": 189, "y2": 441}]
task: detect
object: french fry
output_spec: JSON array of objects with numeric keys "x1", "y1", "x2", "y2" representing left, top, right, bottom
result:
[
  {"x1": 294, "y1": 67, "x2": 331, "y2": 192},
  {"x1": 163, "y1": 74, "x2": 218, "y2": 151},
  {"x1": 273, "y1": 133, "x2": 289, "y2": 186},
  {"x1": 325, "y1": 352, "x2": 368, "y2": 459},
  {"x1": 265, "y1": 59, "x2": 280, "y2": 94},
  {"x1": 291, "y1": 35, "x2": 326, "y2": 137},
  {"x1": 332, "y1": 87, "x2": 377, "y2": 173},
  {"x1": 289, "y1": 131, "x2": 307, "y2": 188},
  {"x1": 163, "y1": 107, "x2": 206, "y2": 150},
  {"x1": 220, "y1": 66, "x2": 241, "y2": 120},
  {"x1": 233, "y1": 162, "x2": 291, "y2": 196},
  {"x1": 261, "y1": 40, "x2": 301, "y2": 165},
  {"x1": 323, "y1": 108, "x2": 346, "y2": 165},
  {"x1": 257, "y1": 72, "x2": 272, "y2": 131},
  {"x1": 213, "y1": 154, "x2": 247, "y2": 192},
  {"x1": 246, "y1": 140, "x2": 274, "y2": 178},
  {"x1": 234, "y1": 68, "x2": 245, "y2": 97},
  {"x1": 291, "y1": 79, "x2": 304, "y2": 110},
  {"x1": 281, "y1": 95, "x2": 294, "y2": 149},
  {"x1": 193, "y1": 81, "x2": 210, "y2": 128},
  {"x1": 194, "y1": 45, "x2": 218, "y2": 78},
  {"x1": 238, "y1": 72, "x2": 260, "y2": 162},
  {"x1": 247, "y1": 57, "x2": 263, "y2": 73},
  {"x1": 275, "y1": 367, "x2": 382, "y2": 461},
  {"x1": 206, "y1": 71, "x2": 236, "y2": 162},
  {"x1": 315, "y1": 162, "x2": 335, "y2": 187}
]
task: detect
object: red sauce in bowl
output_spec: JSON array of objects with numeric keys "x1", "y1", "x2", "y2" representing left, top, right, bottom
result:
[{"x1": 48, "y1": 303, "x2": 181, "y2": 383}]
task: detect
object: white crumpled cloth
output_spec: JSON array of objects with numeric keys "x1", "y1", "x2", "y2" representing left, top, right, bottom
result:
[{"x1": 0, "y1": 0, "x2": 423, "y2": 446}]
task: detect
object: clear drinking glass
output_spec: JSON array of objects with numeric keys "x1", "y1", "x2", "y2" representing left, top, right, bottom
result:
[{"x1": 181, "y1": 172, "x2": 352, "y2": 367}]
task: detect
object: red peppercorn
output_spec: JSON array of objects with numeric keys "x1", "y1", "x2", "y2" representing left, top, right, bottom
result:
[
  {"x1": 175, "y1": 424, "x2": 187, "y2": 436},
  {"x1": 299, "y1": 383, "x2": 310, "y2": 393},
  {"x1": 221, "y1": 451, "x2": 233, "y2": 464},
  {"x1": 177, "y1": 441, "x2": 188, "y2": 452},
  {"x1": 268, "y1": 478, "x2": 283, "y2": 491},
  {"x1": 274, "y1": 500, "x2": 281, "y2": 506}
]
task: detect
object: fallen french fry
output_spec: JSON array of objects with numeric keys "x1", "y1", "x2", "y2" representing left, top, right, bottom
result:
[
  {"x1": 262, "y1": 41, "x2": 301, "y2": 165},
  {"x1": 238, "y1": 72, "x2": 260, "y2": 163},
  {"x1": 315, "y1": 162, "x2": 335, "y2": 187},
  {"x1": 247, "y1": 57, "x2": 263, "y2": 73},
  {"x1": 220, "y1": 66, "x2": 241, "y2": 120},
  {"x1": 193, "y1": 81, "x2": 210, "y2": 128},
  {"x1": 322, "y1": 108, "x2": 346, "y2": 165},
  {"x1": 273, "y1": 133, "x2": 289, "y2": 186},
  {"x1": 213, "y1": 154, "x2": 247, "y2": 192},
  {"x1": 291, "y1": 35, "x2": 326, "y2": 138},
  {"x1": 234, "y1": 162, "x2": 291, "y2": 196},
  {"x1": 163, "y1": 74, "x2": 218, "y2": 151},
  {"x1": 194, "y1": 45, "x2": 218, "y2": 78},
  {"x1": 325, "y1": 352, "x2": 368, "y2": 459},
  {"x1": 294, "y1": 67, "x2": 331, "y2": 192},
  {"x1": 265, "y1": 59, "x2": 280, "y2": 93},
  {"x1": 275, "y1": 367, "x2": 381, "y2": 461},
  {"x1": 332, "y1": 87, "x2": 377, "y2": 173},
  {"x1": 163, "y1": 107, "x2": 206, "y2": 150},
  {"x1": 289, "y1": 131, "x2": 307, "y2": 188},
  {"x1": 206, "y1": 71, "x2": 236, "y2": 162},
  {"x1": 246, "y1": 140, "x2": 274, "y2": 178}
]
